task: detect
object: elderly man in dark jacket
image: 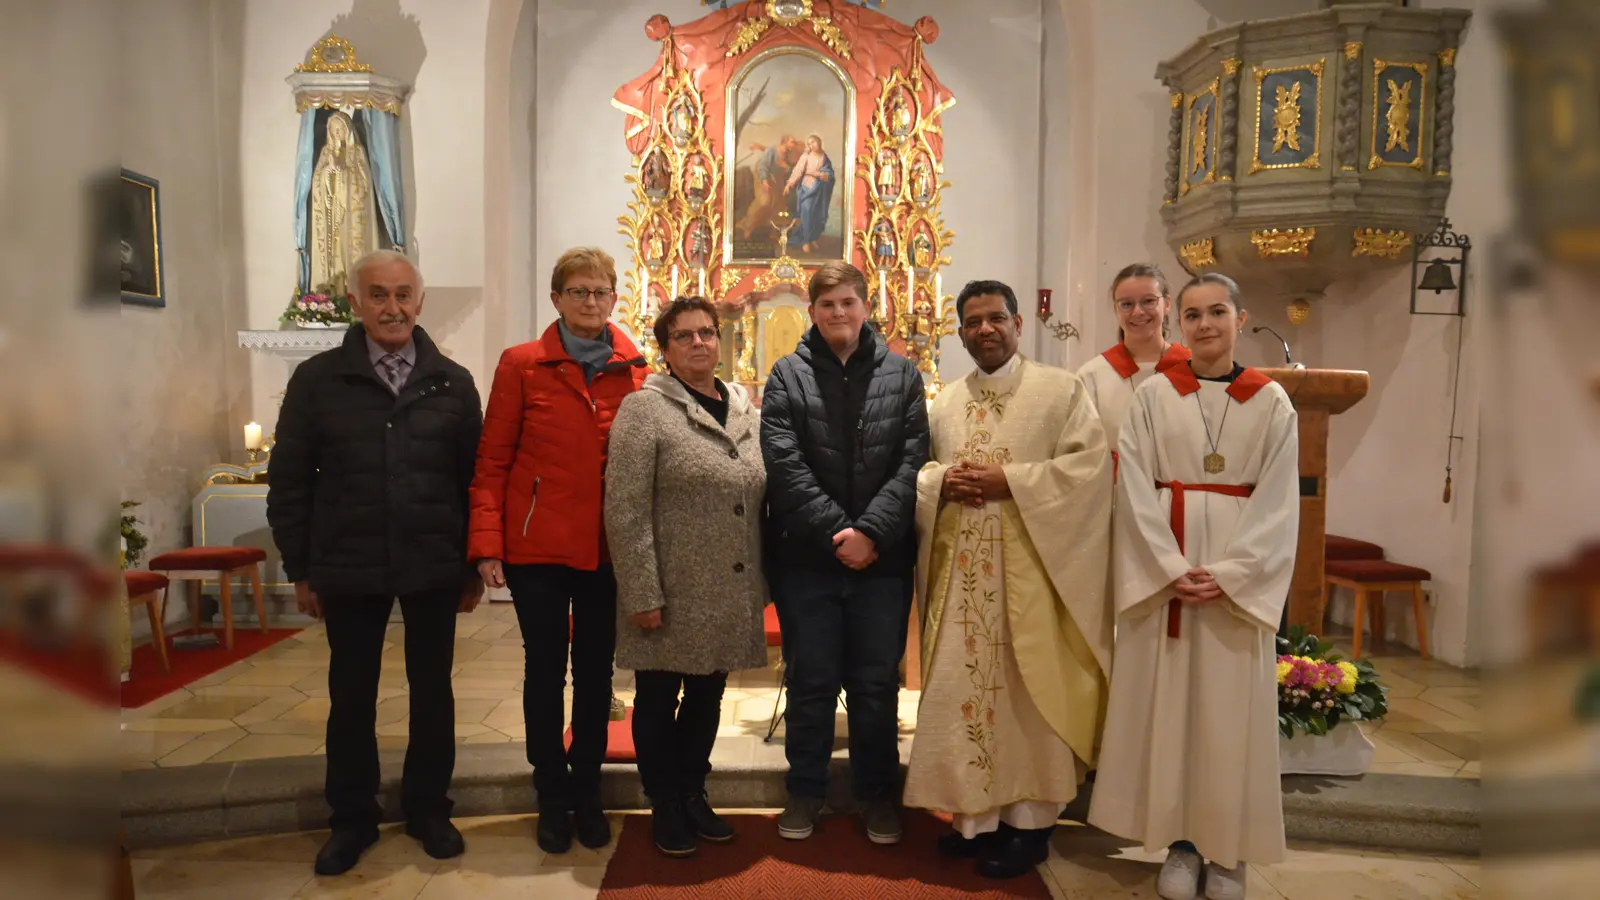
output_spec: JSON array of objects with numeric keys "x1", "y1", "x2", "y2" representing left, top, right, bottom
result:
[
  {"x1": 761, "y1": 260, "x2": 930, "y2": 847},
  {"x1": 267, "y1": 249, "x2": 484, "y2": 877}
]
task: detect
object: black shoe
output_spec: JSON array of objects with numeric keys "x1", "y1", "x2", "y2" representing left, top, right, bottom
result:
[
  {"x1": 536, "y1": 807, "x2": 573, "y2": 855},
  {"x1": 683, "y1": 792, "x2": 734, "y2": 843},
  {"x1": 313, "y1": 828, "x2": 378, "y2": 876},
  {"x1": 405, "y1": 816, "x2": 465, "y2": 860},
  {"x1": 574, "y1": 800, "x2": 612, "y2": 849},
  {"x1": 651, "y1": 800, "x2": 698, "y2": 858},
  {"x1": 976, "y1": 830, "x2": 1051, "y2": 880},
  {"x1": 936, "y1": 829, "x2": 996, "y2": 859}
]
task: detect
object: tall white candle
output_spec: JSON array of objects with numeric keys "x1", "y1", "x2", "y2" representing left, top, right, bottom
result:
[
  {"x1": 878, "y1": 270, "x2": 888, "y2": 319},
  {"x1": 243, "y1": 422, "x2": 263, "y2": 450},
  {"x1": 698, "y1": 268, "x2": 708, "y2": 298},
  {"x1": 670, "y1": 265, "x2": 680, "y2": 299},
  {"x1": 906, "y1": 266, "x2": 915, "y2": 310}
]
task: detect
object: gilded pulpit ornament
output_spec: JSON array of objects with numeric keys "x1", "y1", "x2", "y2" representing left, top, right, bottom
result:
[
  {"x1": 1343, "y1": 42, "x2": 1362, "y2": 62},
  {"x1": 1437, "y1": 48, "x2": 1456, "y2": 68},
  {"x1": 1384, "y1": 80, "x2": 1412, "y2": 153},
  {"x1": 1251, "y1": 227, "x2": 1316, "y2": 259},
  {"x1": 1352, "y1": 228, "x2": 1413, "y2": 260},
  {"x1": 1180, "y1": 238, "x2": 1216, "y2": 272},
  {"x1": 1192, "y1": 107, "x2": 1210, "y2": 173},
  {"x1": 1273, "y1": 82, "x2": 1303, "y2": 153}
]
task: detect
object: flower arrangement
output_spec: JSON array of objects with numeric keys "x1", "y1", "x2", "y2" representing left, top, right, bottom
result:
[
  {"x1": 280, "y1": 276, "x2": 353, "y2": 327},
  {"x1": 1276, "y1": 626, "x2": 1389, "y2": 738},
  {"x1": 120, "y1": 500, "x2": 148, "y2": 569}
]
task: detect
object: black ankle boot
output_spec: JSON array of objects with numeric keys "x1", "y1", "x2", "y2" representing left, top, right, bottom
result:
[
  {"x1": 651, "y1": 800, "x2": 698, "y2": 858},
  {"x1": 683, "y1": 792, "x2": 734, "y2": 843},
  {"x1": 536, "y1": 803, "x2": 573, "y2": 854},
  {"x1": 574, "y1": 799, "x2": 612, "y2": 849}
]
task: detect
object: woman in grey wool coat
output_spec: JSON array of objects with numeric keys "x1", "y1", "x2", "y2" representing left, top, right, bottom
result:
[{"x1": 603, "y1": 295, "x2": 768, "y2": 859}]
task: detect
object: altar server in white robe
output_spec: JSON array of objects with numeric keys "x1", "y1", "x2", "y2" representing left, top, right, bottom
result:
[
  {"x1": 905, "y1": 280, "x2": 1114, "y2": 880},
  {"x1": 1088, "y1": 273, "x2": 1299, "y2": 900},
  {"x1": 1076, "y1": 263, "x2": 1192, "y2": 452}
]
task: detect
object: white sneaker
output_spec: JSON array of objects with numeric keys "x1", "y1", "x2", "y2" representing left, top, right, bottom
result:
[
  {"x1": 1203, "y1": 861, "x2": 1247, "y2": 900},
  {"x1": 1156, "y1": 847, "x2": 1204, "y2": 900}
]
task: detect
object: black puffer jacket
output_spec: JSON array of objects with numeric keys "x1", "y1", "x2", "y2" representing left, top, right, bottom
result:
[
  {"x1": 267, "y1": 324, "x2": 483, "y2": 598},
  {"x1": 760, "y1": 325, "x2": 929, "y2": 575}
]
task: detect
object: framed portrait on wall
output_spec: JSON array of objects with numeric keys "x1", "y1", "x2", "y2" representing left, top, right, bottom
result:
[
  {"x1": 724, "y1": 47, "x2": 856, "y2": 265},
  {"x1": 120, "y1": 169, "x2": 165, "y2": 307}
]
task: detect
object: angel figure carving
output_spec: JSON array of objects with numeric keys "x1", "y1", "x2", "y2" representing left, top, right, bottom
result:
[
  {"x1": 1272, "y1": 81, "x2": 1303, "y2": 153},
  {"x1": 1385, "y1": 79, "x2": 1412, "y2": 152}
]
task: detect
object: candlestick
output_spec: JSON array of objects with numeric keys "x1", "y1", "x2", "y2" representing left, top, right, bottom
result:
[
  {"x1": 1038, "y1": 288, "x2": 1053, "y2": 319},
  {"x1": 670, "y1": 265, "x2": 680, "y2": 300},
  {"x1": 243, "y1": 422, "x2": 263, "y2": 450}
]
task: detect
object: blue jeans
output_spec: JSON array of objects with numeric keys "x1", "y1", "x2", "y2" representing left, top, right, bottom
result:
[{"x1": 772, "y1": 568, "x2": 911, "y2": 801}]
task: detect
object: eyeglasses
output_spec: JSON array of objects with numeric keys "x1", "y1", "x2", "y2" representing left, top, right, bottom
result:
[
  {"x1": 1115, "y1": 297, "x2": 1164, "y2": 314},
  {"x1": 563, "y1": 288, "x2": 616, "y2": 303},
  {"x1": 668, "y1": 327, "x2": 719, "y2": 346}
]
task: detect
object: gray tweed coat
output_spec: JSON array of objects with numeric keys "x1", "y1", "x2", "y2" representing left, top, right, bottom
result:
[{"x1": 604, "y1": 373, "x2": 768, "y2": 675}]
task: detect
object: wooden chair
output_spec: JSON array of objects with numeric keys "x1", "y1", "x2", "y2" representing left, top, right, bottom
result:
[
  {"x1": 1326, "y1": 534, "x2": 1385, "y2": 562},
  {"x1": 123, "y1": 570, "x2": 171, "y2": 674},
  {"x1": 1325, "y1": 559, "x2": 1432, "y2": 660},
  {"x1": 147, "y1": 546, "x2": 268, "y2": 650}
]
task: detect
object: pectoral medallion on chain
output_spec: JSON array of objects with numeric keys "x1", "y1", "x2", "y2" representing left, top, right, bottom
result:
[{"x1": 1204, "y1": 452, "x2": 1227, "y2": 475}]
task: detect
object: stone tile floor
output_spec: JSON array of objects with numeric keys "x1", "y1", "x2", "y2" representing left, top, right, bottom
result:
[
  {"x1": 119, "y1": 601, "x2": 1481, "y2": 778},
  {"x1": 116, "y1": 813, "x2": 1484, "y2": 900}
]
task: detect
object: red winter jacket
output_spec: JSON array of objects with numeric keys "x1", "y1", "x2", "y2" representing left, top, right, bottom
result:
[{"x1": 468, "y1": 322, "x2": 648, "y2": 569}]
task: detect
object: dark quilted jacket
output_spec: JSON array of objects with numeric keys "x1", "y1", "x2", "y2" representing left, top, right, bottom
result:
[
  {"x1": 267, "y1": 324, "x2": 483, "y2": 598},
  {"x1": 760, "y1": 325, "x2": 929, "y2": 575}
]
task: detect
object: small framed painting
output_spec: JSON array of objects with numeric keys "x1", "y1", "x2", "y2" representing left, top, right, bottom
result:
[{"x1": 120, "y1": 169, "x2": 165, "y2": 307}]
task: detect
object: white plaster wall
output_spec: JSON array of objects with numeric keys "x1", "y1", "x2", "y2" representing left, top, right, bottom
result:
[{"x1": 239, "y1": 0, "x2": 492, "y2": 433}]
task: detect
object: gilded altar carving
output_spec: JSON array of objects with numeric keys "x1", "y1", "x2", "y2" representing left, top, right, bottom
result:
[
  {"x1": 295, "y1": 35, "x2": 373, "y2": 73},
  {"x1": 614, "y1": 3, "x2": 956, "y2": 391},
  {"x1": 1251, "y1": 227, "x2": 1316, "y2": 259},
  {"x1": 1352, "y1": 228, "x2": 1413, "y2": 260}
]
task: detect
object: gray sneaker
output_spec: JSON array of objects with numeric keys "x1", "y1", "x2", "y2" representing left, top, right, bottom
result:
[
  {"x1": 862, "y1": 798, "x2": 903, "y2": 845},
  {"x1": 776, "y1": 796, "x2": 826, "y2": 840}
]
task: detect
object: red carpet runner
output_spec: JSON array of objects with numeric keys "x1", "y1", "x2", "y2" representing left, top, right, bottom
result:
[
  {"x1": 598, "y1": 812, "x2": 1052, "y2": 899},
  {"x1": 120, "y1": 627, "x2": 303, "y2": 708}
]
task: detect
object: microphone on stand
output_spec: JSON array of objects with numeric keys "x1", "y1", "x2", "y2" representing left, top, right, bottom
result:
[{"x1": 1253, "y1": 325, "x2": 1305, "y2": 369}]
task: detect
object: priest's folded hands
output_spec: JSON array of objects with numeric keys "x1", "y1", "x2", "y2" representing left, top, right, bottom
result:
[{"x1": 941, "y1": 460, "x2": 1011, "y2": 506}]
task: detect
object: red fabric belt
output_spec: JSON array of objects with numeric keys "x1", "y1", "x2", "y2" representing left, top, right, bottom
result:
[
  {"x1": 1111, "y1": 450, "x2": 1119, "y2": 484},
  {"x1": 1157, "y1": 480, "x2": 1255, "y2": 638}
]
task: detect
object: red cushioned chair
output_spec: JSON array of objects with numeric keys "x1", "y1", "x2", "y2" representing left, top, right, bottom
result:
[
  {"x1": 1325, "y1": 559, "x2": 1432, "y2": 660},
  {"x1": 147, "y1": 546, "x2": 268, "y2": 650},
  {"x1": 123, "y1": 570, "x2": 171, "y2": 673}
]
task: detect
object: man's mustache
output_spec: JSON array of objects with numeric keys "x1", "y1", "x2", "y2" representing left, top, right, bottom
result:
[{"x1": 378, "y1": 315, "x2": 407, "y2": 325}]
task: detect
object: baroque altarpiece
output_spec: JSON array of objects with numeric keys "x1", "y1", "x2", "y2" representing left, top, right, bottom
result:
[{"x1": 612, "y1": 0, "x2": 956, "y2": 394}]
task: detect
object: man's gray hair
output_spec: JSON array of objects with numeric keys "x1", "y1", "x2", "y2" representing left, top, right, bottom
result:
[{"x1": 350, "y1": 249, "x2": 424, "y2": 295}]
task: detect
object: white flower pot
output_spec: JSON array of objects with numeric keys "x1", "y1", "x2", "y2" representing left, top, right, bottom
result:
[
  {"x1": 1278, "y1": 721, "x2": 1376, "y2": 776},
  {"x1": 294, "y1": 321, "x2": 350, "y2": 330}
]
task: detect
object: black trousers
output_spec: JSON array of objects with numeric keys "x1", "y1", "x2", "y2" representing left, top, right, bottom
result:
[
  {"x1": 323, "y1": 589, "x2": 458, "y2": 832},
  {"x1": 632, "y1": 670, "x2": 728, "y2": 803},
  {"x1": 504, "y1": 563, "x2": 617, "y2": 809}
]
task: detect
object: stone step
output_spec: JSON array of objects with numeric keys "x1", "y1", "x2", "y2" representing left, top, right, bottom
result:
[{"x1": 119, "y1": 743, "x2": 1482, "y2": 856}]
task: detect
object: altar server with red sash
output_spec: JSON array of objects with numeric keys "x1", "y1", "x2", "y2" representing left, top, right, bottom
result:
[
  {"x1": 1088, "y1": 273, "x2": 1299, "y2": 900},
  {"x1": 1076, "y1": 264, "x2": 1191, "y2": 455}
]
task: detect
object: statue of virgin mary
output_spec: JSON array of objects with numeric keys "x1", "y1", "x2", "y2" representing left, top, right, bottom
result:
[{"x1": 309, "y1": 111, "x2": 379, "y2": 293}]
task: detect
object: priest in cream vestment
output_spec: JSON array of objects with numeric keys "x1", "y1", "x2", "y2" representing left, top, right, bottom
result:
[{"x1": 904, "y1": 281, "x2": 1114, "y2": 880}]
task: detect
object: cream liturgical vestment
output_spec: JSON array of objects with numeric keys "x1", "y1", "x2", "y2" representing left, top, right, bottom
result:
[
  {"x1": 905, "y1": 356, "x2": 1114, "y2": 836},
  {"x1": 1076, "y1": 343, "x2": 1192, "y2": 448},
  {"x1": 1088, "y1": 364, "x2": 1299, "y2": 869}
]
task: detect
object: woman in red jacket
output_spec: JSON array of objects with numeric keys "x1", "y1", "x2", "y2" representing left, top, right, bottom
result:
[{"x1": 469, "y1": 247, "x2": 648, "y2": 854}]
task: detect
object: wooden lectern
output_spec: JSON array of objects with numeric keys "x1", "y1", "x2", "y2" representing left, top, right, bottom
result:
[{"x1": 1258, "y1": 367, "x2": 1370, "y2": 633}]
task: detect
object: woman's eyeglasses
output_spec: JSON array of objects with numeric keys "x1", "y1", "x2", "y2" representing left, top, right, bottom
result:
[
  {"x1": 563, "y1": 288, "x2": 616, "y2": 303},
  {"x1": 668, "y1": 327, "x2": 719, "y2": 346}
]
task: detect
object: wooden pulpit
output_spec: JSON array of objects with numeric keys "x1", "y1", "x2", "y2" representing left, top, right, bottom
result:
[{"x1": 1258, "y1": 368, "x2": 1370, "y2": 633}]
